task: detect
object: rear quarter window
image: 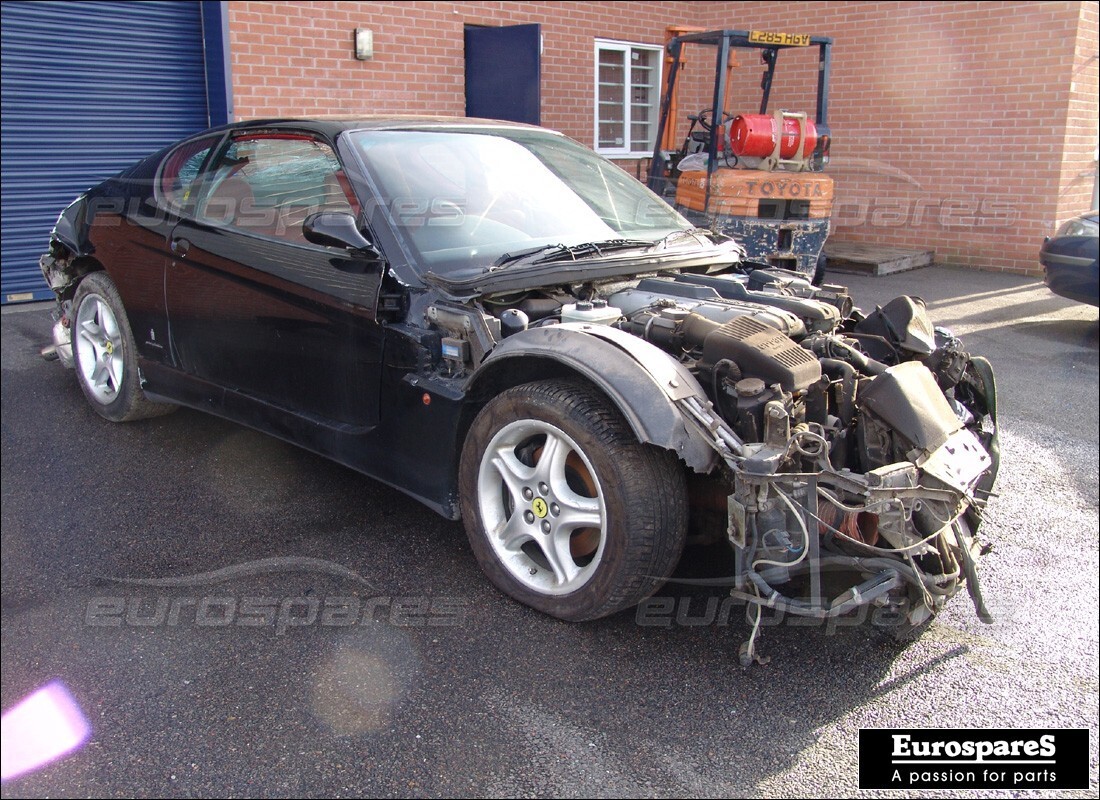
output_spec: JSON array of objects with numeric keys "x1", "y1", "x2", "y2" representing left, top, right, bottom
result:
[{"x1": 156, "y1": 135, "x2": 221, "y2": 211}]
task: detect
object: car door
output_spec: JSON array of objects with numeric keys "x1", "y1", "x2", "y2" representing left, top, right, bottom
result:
[
  {"x1": 89, "y1": 133, "x2": 224, "y2": 366},
  {"x1": 164, "y1": 131, "x2": 385, "y2": 429}
]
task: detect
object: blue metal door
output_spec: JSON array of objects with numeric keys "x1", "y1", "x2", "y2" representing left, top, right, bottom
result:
[
  {"x1": 464, "y1": 24, "x2": 541, "y2": 125},
  {"x1": 1, "y1": 0, "x2": 217, "y2": 303}
]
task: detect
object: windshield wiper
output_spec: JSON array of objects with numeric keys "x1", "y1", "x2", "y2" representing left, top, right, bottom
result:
[
  {"x1": 491, "y1": 244, "x2": 564, "y2": 269},
  {"x1": 489, "y1": 229, "x2": 722, "y2": 271},
  {"x1": 650, "y1": 227, "x2": 714, "y2": 250},
  {"x1": 491, "y1": 238, "x2": 656, "y2": 270}
]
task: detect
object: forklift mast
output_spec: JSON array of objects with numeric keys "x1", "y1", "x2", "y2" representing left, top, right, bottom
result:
[
  {"x1": 648, "y1": 30, "x2": 833, "y2": 206},
  {"x1": 647, "y1": 30, "x2": 835, "y2": 278}
]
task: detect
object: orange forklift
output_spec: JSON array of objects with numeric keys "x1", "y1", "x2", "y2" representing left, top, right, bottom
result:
[{"x1": 648, "y1": 30, "x2": 834, "y2": 283}]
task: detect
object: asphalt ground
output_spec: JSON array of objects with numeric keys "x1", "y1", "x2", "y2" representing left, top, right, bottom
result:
[{"x1": 2, "y1": 265, "x2": 1097, "y2": 798}]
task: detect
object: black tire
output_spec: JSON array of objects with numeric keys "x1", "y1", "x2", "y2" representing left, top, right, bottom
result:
[
  {"x1": 459, "y1": 379, "x2": 688, "y2": 621},
  {"x1": 71, "y1": 271, "x2": 177, "y2": 422}
]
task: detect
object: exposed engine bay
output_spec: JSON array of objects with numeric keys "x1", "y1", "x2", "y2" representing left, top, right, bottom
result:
[{"x1": 422, "y1": 261, "x2": 999, "y2": 663}]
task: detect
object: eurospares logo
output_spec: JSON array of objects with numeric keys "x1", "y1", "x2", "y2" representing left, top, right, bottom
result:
[{"x1": 858, "y1": 728, "x2": 1089, "y2": 790}]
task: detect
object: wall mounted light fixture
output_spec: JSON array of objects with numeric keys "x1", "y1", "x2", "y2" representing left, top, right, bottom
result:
[{"x1": 354, "y1": 28, "x2": 373, "y2": 60}]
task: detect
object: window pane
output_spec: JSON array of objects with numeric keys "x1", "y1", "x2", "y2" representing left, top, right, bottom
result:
[
  {"x1": 597, "y1": 48, "x2": 625, "y2": 148},
  {"x1": 629, "y1": 48, "x2": 657, "y2": 152},
  {"x1": 596, "y1": 44, "x2": 659, "y2": 152},
  {"x1": 198, "y1": 137, "x2": 354, "y2": 243},
  {"x1": 158, "y1": 135, "x2": 220, "y2": 209},
  {"x1": 599, "y1": 123, "x2": 623, "y2": 148},
  {"x1": 598, "y1": 61, "x2": 624, "y2": 86}
]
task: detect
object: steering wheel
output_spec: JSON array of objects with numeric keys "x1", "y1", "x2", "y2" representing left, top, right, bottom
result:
[{"x1": 697, "y1": 108, "x2": 735, "y2": 132}]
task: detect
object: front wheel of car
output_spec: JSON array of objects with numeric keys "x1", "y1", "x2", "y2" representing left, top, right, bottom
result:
[
  {"x1": 71, "y1": 271, "x2": 177, "y2": 422},
  {"x1": 459, "y1": 379, "x2": 688, "y2": 621}
]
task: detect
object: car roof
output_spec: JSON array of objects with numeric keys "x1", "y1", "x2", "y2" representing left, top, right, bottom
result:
[{"x1": 217, "y1": 115, "x2": 555, "y2": 139}]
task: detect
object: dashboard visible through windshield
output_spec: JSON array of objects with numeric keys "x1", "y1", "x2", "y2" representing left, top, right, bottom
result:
[{"x1": 345, "y1": 129, "x2": 693, "y2": 275}]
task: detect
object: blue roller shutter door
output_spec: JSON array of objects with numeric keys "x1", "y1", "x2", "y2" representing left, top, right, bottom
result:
[{"x1": 1, "y1": 0, "x2": 213, "y2": 303}]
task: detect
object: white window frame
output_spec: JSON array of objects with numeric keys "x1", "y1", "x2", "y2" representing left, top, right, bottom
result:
[{"x1": 593, "y1": 39, "x2": 663, "y2": 158}]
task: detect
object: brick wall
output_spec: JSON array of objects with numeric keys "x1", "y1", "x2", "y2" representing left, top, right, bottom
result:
[
  {"x1": 695, "y1": 1, "x2": 1097, "y2": 275},
  {"x1": 228, "y1": 1, "x2": 1098, "y2": 276},
  {"x1": 1057, "y1": 1, "x2": 1099, "y2": 227},
  {"x1": 228, "y1": 1, "x2": 691, "y2": 139}
]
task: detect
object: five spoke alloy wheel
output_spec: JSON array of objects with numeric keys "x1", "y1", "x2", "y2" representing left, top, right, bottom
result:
[
  {"x1": 460, "y1": 379, "x2": 688, "y2": 621},
  {"x1": 477, "y1": 418, "x2": 607, "y2": 596},
  {"x1": 74, "y1": 292, "x2": 125, "y2": 405},
  {"x1": 71, "y1": 271, "x2": 176, "y2": 422}
]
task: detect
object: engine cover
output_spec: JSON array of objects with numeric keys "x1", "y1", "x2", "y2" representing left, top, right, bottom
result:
[
  {"x1": 609, "y1": 284, "x2": 805, "y2": 338},
  {"x1": 687, "y1": 313, "x2": 822, "y2": 392}
]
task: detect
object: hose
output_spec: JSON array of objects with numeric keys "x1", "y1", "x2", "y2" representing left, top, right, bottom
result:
[
  {"x1": 819, "y1": 358, "x2": 857, "y2": 425},
  {"x1": 806, "y1": 335, "x2": 887, "y2": 376}
]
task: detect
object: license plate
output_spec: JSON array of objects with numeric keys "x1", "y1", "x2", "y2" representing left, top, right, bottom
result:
[{"x1": 748, "y1": 30, "x2": 811, "y2": 47}]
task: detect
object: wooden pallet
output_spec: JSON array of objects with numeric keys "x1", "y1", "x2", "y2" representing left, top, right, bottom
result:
[{"x1": 822, "y1": 241, "x2": 934, "y2": 276}]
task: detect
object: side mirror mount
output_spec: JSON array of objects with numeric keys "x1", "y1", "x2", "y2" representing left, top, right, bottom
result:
[{"x1": 303, "y1": 212, "x2": 381, "y2": 258}]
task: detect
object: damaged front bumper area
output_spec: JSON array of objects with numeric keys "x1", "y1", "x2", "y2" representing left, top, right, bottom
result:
[
  {"x1": 38, "y1": 241, "x2": 78, "y2": 368},
  {"x1": 677, "y1": 358, "x2": 998, "y2": 665},
  {"x1": 37, "y1": 194, "x2": 98, "y2": 368}
]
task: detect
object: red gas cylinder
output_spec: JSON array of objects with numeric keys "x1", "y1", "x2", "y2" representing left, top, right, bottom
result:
[{"x1": 729, "y1": 114, "x2": 818, "y2": 159}]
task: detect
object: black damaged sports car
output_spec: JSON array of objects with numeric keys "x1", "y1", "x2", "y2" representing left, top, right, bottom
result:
[{"x1": 40, "y1": 118, "x2": 999, "y2": 660}]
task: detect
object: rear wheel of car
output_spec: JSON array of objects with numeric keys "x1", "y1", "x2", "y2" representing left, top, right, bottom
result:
[
  {"x1": 71, "y1": 271, "x2": 176, "y2": 422},
  {"x1": 459, "y1": 379, "x2": 688, "y2": 621}
]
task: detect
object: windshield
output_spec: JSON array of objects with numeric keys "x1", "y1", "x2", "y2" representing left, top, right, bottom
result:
[{"x1": 346, "y1": 129, "x2": 693, "y2": 275}]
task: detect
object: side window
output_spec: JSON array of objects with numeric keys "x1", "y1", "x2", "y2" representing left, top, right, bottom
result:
[
  {"x1": 157, "y1": 135, "x2": 221, "y2": 210},
  {"x1": 196, "y1": 135, "x2": 358, "y2": 244},
  {"x1": 594, "y1": 41, "x2": 662, "y2": 156}
]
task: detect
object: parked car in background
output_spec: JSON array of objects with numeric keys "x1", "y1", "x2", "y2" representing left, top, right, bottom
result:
[
  {"x1": 1040, "y1": 210, "x2": 1099, "y2": 306},
  {"x1": 39, "y1": 118, "x2": 999, "y2": 661}
]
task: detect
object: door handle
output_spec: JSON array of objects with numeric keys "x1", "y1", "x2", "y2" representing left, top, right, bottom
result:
[{"x1": 171, "y1": 237, "x2": 190, "y2": 257}]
